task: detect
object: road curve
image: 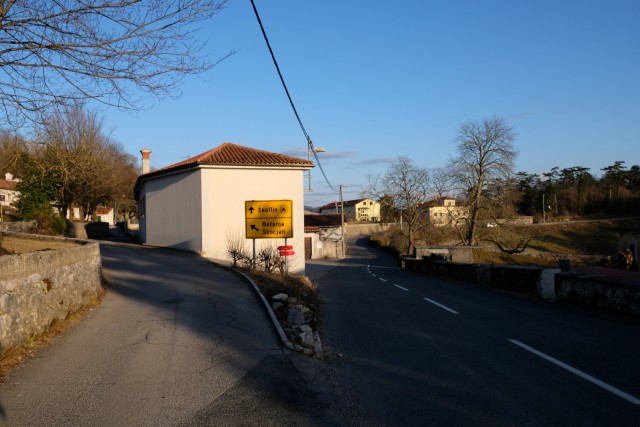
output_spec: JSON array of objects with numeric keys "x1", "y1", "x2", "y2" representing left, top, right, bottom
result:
[{"x1": 0, "y1": 241, "x2": 327, "y2": 426}]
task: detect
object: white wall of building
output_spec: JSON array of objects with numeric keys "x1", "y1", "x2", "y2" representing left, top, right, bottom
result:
[
  {"x1": 200, "y1": 166, "x2": 307, "y2": 274},
  {"x1": 139, "y1": 170, "x2": 203, "y2": 252},
  {"x1": 0, "y1": 189, "x2": 17, "y2": 208}
]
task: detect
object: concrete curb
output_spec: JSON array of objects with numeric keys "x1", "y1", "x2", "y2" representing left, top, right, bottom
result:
[
  {"x1": 233, "y1": 268, "x2": 294, "y2": 350},
  {"x1": 204, "y1": 258, "x2": 323, "y2": 357}
]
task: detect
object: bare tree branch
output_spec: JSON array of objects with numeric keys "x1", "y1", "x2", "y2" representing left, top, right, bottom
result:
[
  {"x1": 449, "y1": 115, "x2": 518, "y2": 245},
  {"x1": 366, "y1": 156, "x2": 430, "y2": 255},
  {"x1": 0, "y1": 0, "x2": 229, "y2": 126}
]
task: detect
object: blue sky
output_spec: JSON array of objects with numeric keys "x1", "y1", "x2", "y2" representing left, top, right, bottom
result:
[{"x1": 100, "y1": 0, "x2": 640, "y2": 206}]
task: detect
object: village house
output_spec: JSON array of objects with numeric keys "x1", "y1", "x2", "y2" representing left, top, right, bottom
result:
[
  {"x1": 134, "y1": 143, "x2": 313, "y2": 275},
  {"x1": 0, "y1": 173, "x2": 19, "y2": 221},
  {"x1": 0, "y1": 173, "x2": 19, "y2": 210},
  {"x1": 95, "y1": 207, "x2": 115, "y2": 225},
  {"x1": 319, "y1": 198, "x2": 381, "y2": 222},
  {"x1": 422, "y1": 197, "x2": 468, "y2": 227}
]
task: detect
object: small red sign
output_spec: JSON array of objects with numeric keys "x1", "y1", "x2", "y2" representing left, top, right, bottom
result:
[
  {"x1": 279, "y1": 250, "x2": 295, "y2": 256},
  {"x1": 277, "y1": 245, "x2": 293, "y2": 251}
]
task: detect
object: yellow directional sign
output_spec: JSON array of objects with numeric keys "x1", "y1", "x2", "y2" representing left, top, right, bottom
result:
[
  {"x1": 245, "y1": 200, "x2": 293, "y2": 239},
  {"x1": 245, "y1": 200, "x2": 292, "y2": 219}
]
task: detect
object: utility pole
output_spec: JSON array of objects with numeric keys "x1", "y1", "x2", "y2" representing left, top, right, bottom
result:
[
  {"x1": 339, "y1": 184, "x2": 348, "y2": 259},
  {"x1": 305, "y1": 146, "x2": 325, "y2": 192}
]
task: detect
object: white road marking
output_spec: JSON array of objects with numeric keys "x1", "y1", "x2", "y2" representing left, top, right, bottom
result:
[
  {"x1": 509, "y1": 339, "x2": 640, "y2": 405},
  {"x1": 379, "y1": 278, "x2": 387, "y2": 282},
  {"x1": 423, "y1": 297, "x2": 458, "y2": 314},
  {"x1": 394, "y1": 284, "x2": 409, "y2": 291}
]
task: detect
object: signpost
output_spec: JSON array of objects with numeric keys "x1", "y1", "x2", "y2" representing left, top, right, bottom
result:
[
  {"x1": 245, "y1": 200, "x2": 294, "y2": 274},
  {"x1": 245, "y1": 200, "x2": 293, "y2": 239}
]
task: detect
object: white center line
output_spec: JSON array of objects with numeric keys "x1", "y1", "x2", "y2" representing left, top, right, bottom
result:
[
  {"x1": 423, "y1": 297, "x2": 458, "y2": 314},
  {"x1": 394, "y1": 284, "x2": 409, "y2": 291},
  {"x1": 509, "y1": 339, "x2": 640, "y2": 405},
  {"x1": 379, "y1": 278, "x2": 387, "y2": 282}
]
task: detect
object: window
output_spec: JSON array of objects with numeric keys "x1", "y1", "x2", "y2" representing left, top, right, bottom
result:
[{"x1": 0, "y1": 195, "x2": 5, "y2": 202}]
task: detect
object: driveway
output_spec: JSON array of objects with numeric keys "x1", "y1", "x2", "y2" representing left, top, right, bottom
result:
[{"x1": 0, "y1": 241, "x2": 327, "y2": 426}]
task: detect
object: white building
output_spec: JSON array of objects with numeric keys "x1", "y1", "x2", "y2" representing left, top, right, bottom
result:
[
  {"x1": 319, "y1": 198, "x2": 381, "y2": 222},
  {"x1": 423, "y1": 198, "x2": 468, "y2": 227},
  {"x1": 0, "y1": 173, "x2": 19, "y2": 211},
  {"x1": 96, "y1": 207, "x2": 115, "y2": 225},
  {"x1": 134, "y1": 143, "x2": 313, "y2": 274}
]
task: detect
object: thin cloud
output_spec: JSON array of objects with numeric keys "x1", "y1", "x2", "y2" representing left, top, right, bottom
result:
[
  {"x1": 281, "y1": 147, "x2": 357, "y2": 160},
  {"x1": 352, "y1": 156, "x2": 396, "y2": 166}
]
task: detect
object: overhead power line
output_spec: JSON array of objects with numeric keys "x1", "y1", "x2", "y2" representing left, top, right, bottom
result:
[{"x1": 249, "y1": 0, "x2": 337, "y2": 193}]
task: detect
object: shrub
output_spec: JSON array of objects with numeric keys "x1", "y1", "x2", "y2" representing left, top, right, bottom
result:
[{"x1": 31, "y1": 212, "x2": 67, "y2": 236}]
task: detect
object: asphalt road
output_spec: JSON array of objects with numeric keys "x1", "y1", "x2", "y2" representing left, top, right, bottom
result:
[
  {"x1": 0, "y1": 241, "x2": 328, "y2": 426},
  {"x1": 305, "y1": 237, "x2": 640, "y2": 426},
  {"x1": 2, "y1": 237, "x2": 639, "y2": 426}
]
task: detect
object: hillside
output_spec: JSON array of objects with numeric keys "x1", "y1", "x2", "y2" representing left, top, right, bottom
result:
[
  {"x1": 373, "y1": 217, "x2": 638, "y2": 268},
  {"x1": 474, "y1": 218, "x2": 636, "y2": 267}
]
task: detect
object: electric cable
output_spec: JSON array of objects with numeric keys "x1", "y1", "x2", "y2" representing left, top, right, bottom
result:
[{"x1": 249, "y1": 0, "x2": 337, "y2": 193}]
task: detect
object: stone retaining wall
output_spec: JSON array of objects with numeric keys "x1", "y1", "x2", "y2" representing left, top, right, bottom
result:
[
  {"x1": 403, "y1": 258, "x2": 559, "y2": 299},
  {"x1": 0, "y1": 232, "x2": 102, "y2": 353},
  {"x1": 405, "y1": 257, "x2": 640, "y2": 315},
  {"x1": 555, "y1": 273, "x2": 640, "y2": 315},
  {"x1": 403, "y1": 258, "x2": 546, "y2": 296},
  {"x1": 0, "y1": 221, "x2": 35, "y2": 233}
]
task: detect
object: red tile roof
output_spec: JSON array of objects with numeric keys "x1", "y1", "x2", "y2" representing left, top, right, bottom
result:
[
  {"x1": 0, "y1": 179, "x2": 17, "y2": 191},
  {"x1": 151, "y1": 142, "x2": 313, "y2": 175},
  {"x1": 135, "y1": 142, "x2": 313, "y2": 197}
]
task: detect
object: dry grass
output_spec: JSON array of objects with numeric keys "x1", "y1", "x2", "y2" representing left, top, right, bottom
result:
[
  {"x1": 241, "y1": 269, "x2": 319, "y2": 309},
  {"x1": 1, "y1": 235, "x2": 79, "y2": 254},
  {"x1": 376, "y1": 218, "x2": 637, "y2": 267},
  {"x1": 524, "y1": 220, "x2": 622, "y2": 255},
  {"x1": 472, "y1": 248, "x2": 560, "y2": 267}
]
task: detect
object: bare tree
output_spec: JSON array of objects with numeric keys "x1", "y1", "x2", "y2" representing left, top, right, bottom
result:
[
  {"x1": 449, "y1": 116, "x2": 517, "y2": 245},
  {"x1": 429, "y1": 167, "x2": 454, "y2": 201},
  {"x1": 0, "y1": 0, "x2": 229, "y2": 126},
  {"x1": 0, "y1": 130, "x2": 28, "y2": 174},
  {"x1": 225, "y1": 228, "x2": 248, "y2": 268},
  {"x1": 482, "y1": 225, "x2": 542, "y2": 255},
  {"x1": 367, "y1": 157, "x2": 430, "y2": 255},
  {"x1": 33, "y1": 103, "x2": 137, "y2": 219}
]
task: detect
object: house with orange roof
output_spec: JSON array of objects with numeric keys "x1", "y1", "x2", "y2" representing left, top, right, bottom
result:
[
  {"x1": 95, "y1": 206, "x2": 115, "y2": 225},
  {"x1": 0, "y1": 173, "x2": 19, "y2": 215},
  {"x1": 134, "y1": 143, "x2": 313, "y2": 274}
]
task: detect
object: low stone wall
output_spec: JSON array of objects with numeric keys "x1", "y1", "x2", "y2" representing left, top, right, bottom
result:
[
  {"x1": 404, "y1": 257, "x2": 640, "y2": 315},
  {"x1": 0, "y1": 221, "x2": 35, "y2": 233},
  {"x1": 403, "y1": 258, "x2": 544, "y2": 295},
  {"x1": 414, "y1": 246, "x2": 474, "y2": 263},
  {"x1": 0, "y1": 232, "x2": 102, "y2": 353},
  {"x1": 555, "y1": 273, "x2": 640, "y2": 315}
]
